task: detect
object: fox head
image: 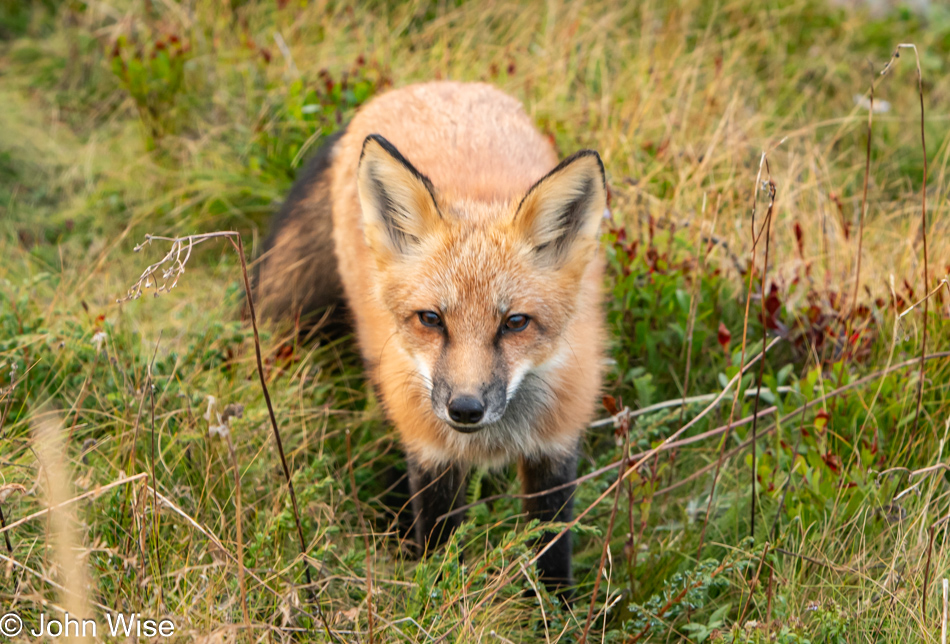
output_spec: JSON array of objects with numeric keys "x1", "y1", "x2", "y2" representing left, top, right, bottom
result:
[{"x1": 357, "y1": 134, "x2": 606, "y2": 433}]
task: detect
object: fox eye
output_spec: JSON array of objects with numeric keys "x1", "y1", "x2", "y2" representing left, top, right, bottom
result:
[
  {"x1": 418, "y1": 311, "x2": 444, "y2": 329},
  {"x1": 504, "y1": 314, "x2": 530, "y2": 332}
]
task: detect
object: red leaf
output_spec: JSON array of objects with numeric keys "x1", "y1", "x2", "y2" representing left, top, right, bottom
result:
[
  {"x1": 794, "y1": 221, "x2": 804, "y2": 258},
  {"x1": 763, "y1": 284, "x2": 782, "y2": 330},
  {"x1": 717, "y1": 322, "x2": 731, "y2": 351},
  {"x1": 602, "y1": 395, "x2": 619, "y2": 416},
  {"x1": 822, "y1": 452, "x2": 841, "y2": 473},
  {"x1": 903, "y1": 279, "x2": 916, "y2": 302}
]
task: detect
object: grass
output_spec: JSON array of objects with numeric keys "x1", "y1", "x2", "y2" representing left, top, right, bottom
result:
[{"x1": 2, "y1": 0, "x2": 950, "y2": 641}]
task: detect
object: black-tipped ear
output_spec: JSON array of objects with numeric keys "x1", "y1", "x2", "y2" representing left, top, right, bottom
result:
[
  {"x1": 357, "y1": 134, "x2": 442, "y2": 261},
  {"x1": 513, "y1": 150, "x2": 607, "y2": 267}
]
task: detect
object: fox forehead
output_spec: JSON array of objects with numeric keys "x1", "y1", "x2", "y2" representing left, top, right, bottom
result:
[{"x1": 383, "y1": 214, "x2": 573, "y2": 325}]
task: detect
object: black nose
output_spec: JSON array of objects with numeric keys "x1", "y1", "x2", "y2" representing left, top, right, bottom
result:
[{"x1": 447, "y1": 396, "x2": 485, "y2": 425}]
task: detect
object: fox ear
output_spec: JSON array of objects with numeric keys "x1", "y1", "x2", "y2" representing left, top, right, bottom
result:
[
  {"x1": 514, "y1": 150, "x2": 607, "y2": 267},
  {"x1": 357, "y1": 134, "x2": 441, "y2": 261}
]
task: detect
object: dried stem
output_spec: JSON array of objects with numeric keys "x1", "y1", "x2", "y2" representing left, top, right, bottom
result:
[
  {"x1": 0, "y1": 382, "x2": 17, "y2": 552},
  {"x1": 908, "y1": 45, "x2": 929, "y2": 440},
  {"x1": 698, "y1": 150, "x2": 774, "y2": 559},
  {"x1": 148, "y1": 367, "x2": 165, "y2": 609},
  {"x1": 0, "y1": 472, "x2": 149, "y2": 536},
  {"x1": 749, "y1": 176, "x2": 776, "y2": 539},
  {"x1": 850, "y1": 80, "x2": 873, "y2": 319},
  {"x1": 225, "y1": 432, "x2": 250, "y2": 626},
  {"x1": 738, "y1": 543, "x2": 771, "y2": 625},
  {"x1": 924, "y1": 525, "x2": 936, "y2": 619},
  {"x1": 346, "y1": 429, "x2": 375, "y2": 643},
  {"x1": 580, "y1": 424, "x2": 629, "y2": 644},
  {"x1": 228, "y1": 234, "x2": 341, "y2": 640},
  {"x1": 113, "y1": 335, "x2": 161, "y2": 614},
  {"x1": 0, "y1": 504, "x2": 11, "y2": 555},
  {"x1": 880, "y1": 45, "x2": 929, "y2": 438}
]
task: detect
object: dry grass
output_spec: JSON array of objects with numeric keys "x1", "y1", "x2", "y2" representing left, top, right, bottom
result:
[{"x1": 2, "y1": 0, "x2": 950, "y2": 641}]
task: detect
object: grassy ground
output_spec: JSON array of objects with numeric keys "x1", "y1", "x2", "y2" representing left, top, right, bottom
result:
[{"x1": 2, "y1": 0, "x2": 950, "y2": 641}]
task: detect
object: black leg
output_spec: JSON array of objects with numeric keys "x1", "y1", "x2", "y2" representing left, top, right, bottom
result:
[
  {"x1": 520, "y1": 449, "x2": 578, "y2": 599},
  {"x1": 407, "y1": 458, "x2": 468, "y2": 555}
]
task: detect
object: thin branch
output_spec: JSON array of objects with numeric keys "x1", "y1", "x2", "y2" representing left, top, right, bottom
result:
[
  {"x1": 750, "y1": 176, "x2": 776, "y2": 539},
  {"x1": 0, "y1": 472, "x2": 149, "y2": 535},
  {"x1": 347, "y1": 429, "x2": 375, "y2": 643},
  {"x1": 225, "y1": 431, "x2": 250, "y2": 626},
  {"x1": 882, "y1": 44, "x2": 929, "y2": 439}
]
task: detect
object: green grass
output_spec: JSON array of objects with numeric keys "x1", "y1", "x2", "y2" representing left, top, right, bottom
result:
[{"x1": 2, "y1": 0, "x2": 950, "y2": 641}]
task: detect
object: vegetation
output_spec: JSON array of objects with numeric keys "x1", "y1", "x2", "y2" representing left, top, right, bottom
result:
[{"x1": 2, "y1": 0, "x2": 950, "y2": 641}]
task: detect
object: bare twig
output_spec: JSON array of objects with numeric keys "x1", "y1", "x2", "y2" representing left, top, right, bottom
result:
[
  {"x1": 113, "y1": 334, "x2": 162, "y2": 614},
  {"x1": 897, "y1": 278, "x2": 949, "y2": 325},
  {"x1": 147, "y1": 362, "x2": 164, "y2": 610},
  {"x1": 580, "y1": 420, "x2": 629, "y2": 644},
  {"x1": 750, "y1": 175, "x2": 776, "y2": 539},
  {"x1": 0, "y1": 472, "x2": 149, "y2": 535},
  {"x1": 0, "y1": 503, "x2": 12, "y2": 554},
  {"x1": 943, "y1": 578, "x2": 948, "y2": 644},
  {"x1": 882, "y1": 45, "x2": 930, "y2": 439},
  {"x1": 589, "y1": 385, "x2": 793, "y2": 430},
  {"x1": 698, "y1": 148, "x2": 776, "y2": 559},
  {"x1": 224, "y1": 431, "x2": 250, "y2": 626},
  {"x1": 347, "y1": 429, "x2": 375, "y2": 643},
  {"x1": 738, "y1": 543, "x2": 771, "y2": 625},
  {"x1": 119, "y1": 233, "x2": 230, "y2": 301},
  {"x1": 924, "y1": 526, "x2": 935, "y2": 619},
  {"x1": 850, "y1": 79, "x2": 873, "y2": 320}
]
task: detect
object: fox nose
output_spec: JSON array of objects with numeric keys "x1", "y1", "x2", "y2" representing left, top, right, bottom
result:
[{"x1": 447, "y1": 396, "x2": 485, "y2": 425}]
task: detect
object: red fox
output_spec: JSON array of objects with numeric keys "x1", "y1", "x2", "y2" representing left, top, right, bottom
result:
[{"x1": 257, "y1": 81, "x2": 607, "y2": 596}]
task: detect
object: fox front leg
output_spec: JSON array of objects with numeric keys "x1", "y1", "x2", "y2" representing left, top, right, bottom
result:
[
  {"x1": 406, "y1": 458, "x2": 469, "y2": 555},
  {"x1": 519, "y1": 450, "x2": 578, "y2": 599}
]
